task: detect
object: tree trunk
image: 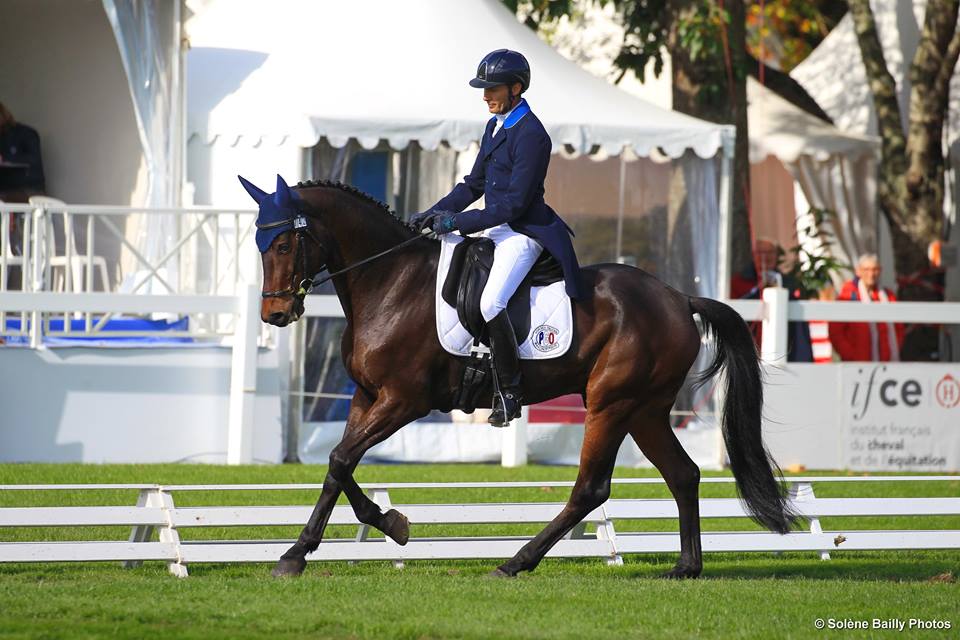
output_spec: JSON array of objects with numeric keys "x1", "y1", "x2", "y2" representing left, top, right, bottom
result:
[
  {"x1": 848, "y1": 0, "x2": 960, "y2": 300},
  {"x1": 669, "y1": 0, "x2": 753, "y2": 278}
]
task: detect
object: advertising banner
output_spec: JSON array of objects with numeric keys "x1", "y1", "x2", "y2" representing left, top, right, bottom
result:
[{"x1": 842, "y1": 364, "x2": 960, "y2": 471}]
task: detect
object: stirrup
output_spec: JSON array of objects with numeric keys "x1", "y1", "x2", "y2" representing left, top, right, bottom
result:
[{"x1": 488, "y1": 389, "x2": 521, "y2": 428}]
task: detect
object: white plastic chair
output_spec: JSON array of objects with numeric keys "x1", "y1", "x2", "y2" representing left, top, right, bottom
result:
[
  {"x1": 29, "y1": 196, "x2": 110, "y2": 292},
  {"x1": 0, "y1": 198, "x2": 28, "y2": 291}
]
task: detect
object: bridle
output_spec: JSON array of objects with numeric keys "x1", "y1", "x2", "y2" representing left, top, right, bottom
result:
[
  {"x1": 258, "y1": 209, "x2": 324, "y2": 301},
  {"x1": 258, "y1": 207, "x2": 433, "y2": 304}
]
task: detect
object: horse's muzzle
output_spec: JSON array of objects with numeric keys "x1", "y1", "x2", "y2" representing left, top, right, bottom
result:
[{"x1": 262, "y1": 297, "x2": 305, "y2": 327}]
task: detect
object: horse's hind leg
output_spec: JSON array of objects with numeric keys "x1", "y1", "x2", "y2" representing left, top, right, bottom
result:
[
  {"x1": 629, "y1": 408, "x2": 703, "y2": 578},
  {"x1": 493, "y1": 407, "x2": 628, "y2": 577},
  {"x1": 273, "y1": 389, "x2": 420, "y2": 577}
]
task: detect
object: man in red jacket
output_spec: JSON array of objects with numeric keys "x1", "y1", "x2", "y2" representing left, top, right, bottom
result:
[{"x1": 830, "y1": 254, "x2": 904, "y2": 361}]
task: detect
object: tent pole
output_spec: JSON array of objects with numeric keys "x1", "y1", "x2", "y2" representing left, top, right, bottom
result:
[
  {"x1": 616, "y1": 152, "x2": 625, "y2": 262},
  {"x1": 717, "y1": 128, "x2": 735, "y2": 300}
]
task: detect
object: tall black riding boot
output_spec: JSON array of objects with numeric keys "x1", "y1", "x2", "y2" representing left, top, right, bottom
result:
[{"x1": 486, "y1": 310, "x2": 523, "y2": 427}]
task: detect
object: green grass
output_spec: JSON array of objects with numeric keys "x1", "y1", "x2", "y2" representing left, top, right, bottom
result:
[{"x1": 1, "y1": 464, "x2": 958, "y2": 639}]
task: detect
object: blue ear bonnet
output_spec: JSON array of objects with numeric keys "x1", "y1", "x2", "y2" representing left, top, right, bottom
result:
[{"x1": 238, "y1": 174, "x2": 306, "y2": 253}]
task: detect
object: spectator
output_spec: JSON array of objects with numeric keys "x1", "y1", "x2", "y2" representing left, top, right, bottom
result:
[
  {"x1": 830, "y1": 254, "x2": 904, "y2": 362},
  {"x1": 730, "y1": 237, "x2": 813, "y2": 362},
  {"x1": 0, "y1": 101, "x2": 46, "y2": 197}
]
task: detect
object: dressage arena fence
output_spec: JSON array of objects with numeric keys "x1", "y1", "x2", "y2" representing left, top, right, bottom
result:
[{"x1": 1, "y1": 476, "x2": 958, "y2": 577}]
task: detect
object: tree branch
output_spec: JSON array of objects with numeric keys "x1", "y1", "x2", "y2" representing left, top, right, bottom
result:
[
  {"x1": 848, "y1": 0, "x2": 907, "y2": 166},
  {"x1": 745, "y1": 52, "x2": 834, "y2": 124},
  {"x1": 933, "y1": 18, "x2": 960, "y2": 112}
]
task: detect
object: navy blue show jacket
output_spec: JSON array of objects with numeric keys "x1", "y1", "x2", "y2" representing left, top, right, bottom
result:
[{"x1": 429, "y1": 100, "x2": 584, "y2": 299}]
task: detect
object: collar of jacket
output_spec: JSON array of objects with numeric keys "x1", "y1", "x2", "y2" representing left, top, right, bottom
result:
[{"x1": 490, "y1": 98, "x2": 530, "y2": 132}]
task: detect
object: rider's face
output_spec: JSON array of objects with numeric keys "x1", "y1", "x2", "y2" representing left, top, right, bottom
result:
[{"x1": 483, "y1": 83, "x2": 520, "y2": 114}]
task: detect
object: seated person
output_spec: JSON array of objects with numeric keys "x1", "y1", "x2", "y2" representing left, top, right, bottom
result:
[{"x1": 0, "y1": 101, "x2": 46, "y2": 197}]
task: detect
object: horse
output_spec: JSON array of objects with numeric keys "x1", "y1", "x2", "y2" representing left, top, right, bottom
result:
[{"x1": 252, "y1": 176, "x2": 796, "y2": 579}]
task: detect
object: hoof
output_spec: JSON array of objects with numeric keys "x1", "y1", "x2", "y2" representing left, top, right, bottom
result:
[
  {"x1": 488, "y1": 567, "x2": 516, "y2": 579},
  {"x1": 660, "y1": 565, "x2": 701, "y2": 580},
  {"x1": 271, "y1": 555, "x2": 307, "y2": 578},
  {"x1": 382, "y1": 509, "x2": 410, "y2": 546}
]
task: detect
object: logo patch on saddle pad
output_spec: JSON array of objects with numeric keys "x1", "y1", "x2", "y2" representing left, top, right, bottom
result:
[{"x1": 532, "y1": 324, "x2": 560, "y2": 352}]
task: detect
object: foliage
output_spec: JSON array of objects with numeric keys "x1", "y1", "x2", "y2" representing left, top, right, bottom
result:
[
  {"x1": 786, "y1": 206, "x2": 851, "y2": 297},
  {"x1": 745, "y1": 0, "x2": 847, "y2": 71},
  {"x1": 504, "y1": 1, "x2": 844, "y2": 79},
  {"x1": 677, "y1": 3, "x2": 730, "y2": 64}
]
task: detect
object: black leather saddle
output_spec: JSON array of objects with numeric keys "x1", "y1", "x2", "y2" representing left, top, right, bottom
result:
[{"x1": 441, "y1": 236, "x2": 564, "y2": 346}]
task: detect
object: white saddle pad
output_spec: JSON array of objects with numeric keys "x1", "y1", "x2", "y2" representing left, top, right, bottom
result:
[{"x1": 435, "y1": 233, "x2": 573, "y2": 360}]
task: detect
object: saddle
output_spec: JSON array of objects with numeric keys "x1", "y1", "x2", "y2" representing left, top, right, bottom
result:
[{"x1": 441, "y1": 237, "x2": 564, "y2": 345}]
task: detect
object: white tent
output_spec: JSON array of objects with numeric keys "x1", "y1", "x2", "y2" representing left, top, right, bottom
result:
[
  {"x1": 185, "y1": 0, "x2": 728, "y2": 158},
  {"x1": 185, "y1": 0, "x2": 736, "y2": 296},
  {"x1": 184, "y1": 0, "x2": 732, "y2": 460},
  {"x1": 746, "y1": 77, "x2": 880, "y2": 279}
]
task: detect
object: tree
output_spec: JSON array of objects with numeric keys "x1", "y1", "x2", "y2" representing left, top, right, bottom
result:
[{"x1": 848, "y1": 0, "x2": 960, "y2": 299}]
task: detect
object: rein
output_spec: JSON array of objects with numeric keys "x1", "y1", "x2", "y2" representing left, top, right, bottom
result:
[
  {"x1": 258, "y1": 208, "x2": 433, "y2": 301},
  {"x1": 308, "y1": 232, "x2": 430, "y2": 289}
]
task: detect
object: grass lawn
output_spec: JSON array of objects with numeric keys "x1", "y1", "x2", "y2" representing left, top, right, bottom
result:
[{"x1": 0, "y1": 464, "x2": 957, "y2": 639}]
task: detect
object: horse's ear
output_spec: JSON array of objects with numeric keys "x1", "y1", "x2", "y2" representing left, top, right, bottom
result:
[
  {"x1": 238, "y1": 175, "x2": 268, "y2": 204},
  {"x1": 274, "y1": 174, "x2": 293, "y2": 207}
]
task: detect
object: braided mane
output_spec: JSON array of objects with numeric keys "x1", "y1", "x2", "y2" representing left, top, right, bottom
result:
[{"x1": 296, "y1": 179, "x2": 420, "y2": 236}]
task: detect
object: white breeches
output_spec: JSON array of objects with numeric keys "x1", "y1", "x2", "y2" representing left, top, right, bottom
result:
[{"x1": 479, "y1": 224, "x2": 543, "y2": 322}]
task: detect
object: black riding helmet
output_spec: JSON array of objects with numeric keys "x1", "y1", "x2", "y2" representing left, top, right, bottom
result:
[{"x1": 469, "y1": 49, "x2": 530, "y2": 92}]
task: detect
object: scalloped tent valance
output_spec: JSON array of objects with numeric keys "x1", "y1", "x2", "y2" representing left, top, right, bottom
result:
[
  {"x1": 746, "y1": 78, "x2": 879, "y2": 164},
  {"x1": 185, "y1": 0, "x2": 730, "y2": 159}
]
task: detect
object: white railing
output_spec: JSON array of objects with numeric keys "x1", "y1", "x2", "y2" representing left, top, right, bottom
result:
[
  {"x1": 0, "y1": 201, "x2": 260, "y2": 294},
  {"x1": 1, "y1": 476, "x2": 956, "y2": 577},
  {"x1": 0, "y1": 201, "x2": 259, "y2": 340},
  {"x1": 725, "y1": 292, "x2": 960, "y2": 365}
]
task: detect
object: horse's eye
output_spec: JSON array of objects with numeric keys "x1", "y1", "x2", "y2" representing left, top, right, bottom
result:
[{"x1": 277, "y1": 242, "x2": 291, "y2": 254}]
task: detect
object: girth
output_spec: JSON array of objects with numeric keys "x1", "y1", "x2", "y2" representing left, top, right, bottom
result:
[{"x1": 441, "y1": 236, "x2": 564, "y2": 345}]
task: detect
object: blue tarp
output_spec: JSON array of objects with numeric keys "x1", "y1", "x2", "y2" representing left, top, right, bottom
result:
[{"x1": 2, "y1": 315, "x2": 192, "y2": 346}]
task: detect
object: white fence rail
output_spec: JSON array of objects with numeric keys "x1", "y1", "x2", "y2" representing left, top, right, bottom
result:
[{"x1": 1, "y1": 477, "x2": 957, "y2": 577}]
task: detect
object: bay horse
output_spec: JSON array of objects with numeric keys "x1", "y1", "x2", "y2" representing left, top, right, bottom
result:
[{"x1": 253, "y1": 177, "x2": 795, "y2": 579}]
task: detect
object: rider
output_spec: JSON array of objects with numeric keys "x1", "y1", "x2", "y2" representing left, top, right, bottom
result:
[{"x1": 412, "y1": 49, "x2": 583, "y2": 427}]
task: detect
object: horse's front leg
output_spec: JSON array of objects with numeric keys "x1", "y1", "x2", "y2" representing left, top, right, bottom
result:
[
  {"x1": 272, "y1": 389, "x2": 372, "y2": 577},
  {"x1": 326, "y1": 388, "x2": 425, "y2": 545},
  {"x1": 272, "y1": 388, "x2": 423, "y2": 577}
]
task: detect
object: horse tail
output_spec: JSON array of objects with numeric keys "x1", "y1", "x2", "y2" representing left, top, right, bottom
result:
[{"x1": 688, "y1": 296, "x2": 796, "y2": 534}]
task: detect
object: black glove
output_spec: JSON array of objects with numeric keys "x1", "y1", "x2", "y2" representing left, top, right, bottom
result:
[
  {"x1": 408, "y1": 210, "x2": 433, "y2": 229},
  {"x1": 430, "y1": 212, "x2": 458, "y2": 234}
]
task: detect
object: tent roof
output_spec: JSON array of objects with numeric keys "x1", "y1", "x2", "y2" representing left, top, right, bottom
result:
[
  {"x1": 185, "y1": 0, "x2": 729, "y2": 158},
  {"x1": 746, "y1": 78, "x2": 879, "y2": 163}
]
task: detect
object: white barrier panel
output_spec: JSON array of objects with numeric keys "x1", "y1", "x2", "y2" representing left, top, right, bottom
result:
[
  {"x1": 1, "y1": 477, "x2": 957, "y2": 577},
  {"x1": 761, "y1": 363, "x2": 960, "y2": 472}
]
